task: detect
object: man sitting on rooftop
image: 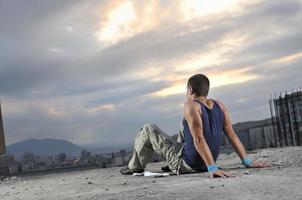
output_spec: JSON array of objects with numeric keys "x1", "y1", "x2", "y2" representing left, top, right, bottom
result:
[{"x1": 121, "y1": 74, "x2": 271, "y2": 178}]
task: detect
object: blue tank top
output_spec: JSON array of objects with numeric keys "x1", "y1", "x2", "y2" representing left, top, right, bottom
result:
[{"x1": 182, "y1": 99, "x2": 224, "y2": 172}]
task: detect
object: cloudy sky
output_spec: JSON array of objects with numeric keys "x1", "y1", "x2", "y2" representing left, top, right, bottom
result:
[{"x1": 0, "y1": 0, "x2": 301, "y2": 147}]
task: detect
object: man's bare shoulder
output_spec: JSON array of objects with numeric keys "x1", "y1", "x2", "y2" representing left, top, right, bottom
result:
[
  {"x1": 213, "y1": 99, "x2": 226, "y2": 112},
  {"x1": 184, "y1": 101, "x2": 200, "y2": 110},
  {"x1": 183, "y1": 101, "x2": 201, "y2": 117}
]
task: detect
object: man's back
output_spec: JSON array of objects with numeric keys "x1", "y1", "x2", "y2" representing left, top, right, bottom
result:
[{"x1": 182, "y1": 99, "x2": 224, "y2": 172}]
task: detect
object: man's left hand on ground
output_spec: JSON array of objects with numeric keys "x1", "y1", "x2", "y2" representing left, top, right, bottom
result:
[
  {"x1": 211, "y1": 169, "x2": 235, "y2": 178},
  {"x1": 246, "y1": 160, "x2": 272, "y2": 168}
]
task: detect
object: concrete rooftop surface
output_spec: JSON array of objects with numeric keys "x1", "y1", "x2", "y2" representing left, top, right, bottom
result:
[{"x1": 1, "y1": 146, "x2": 302, "y2": 200}]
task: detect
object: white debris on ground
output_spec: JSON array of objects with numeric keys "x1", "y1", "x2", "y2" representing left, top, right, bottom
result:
[
  {"x1": 0, "y1": 146, "x2": 302, "y2": 200},
  {"x1": 133, "y1": 171, "x2": 170, "y2": 177}
]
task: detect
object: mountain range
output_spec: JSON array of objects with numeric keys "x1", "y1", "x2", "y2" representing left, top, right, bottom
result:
[
  {"x1": 6, "y1": 138, "x2": 83, "y2": 159},
  {"x1": 6, "y1": 138, "x2": 133, "y2": 159}
]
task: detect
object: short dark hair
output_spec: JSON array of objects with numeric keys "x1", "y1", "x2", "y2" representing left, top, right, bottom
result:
[{"x1": 187, "y1": 74, "x2": 210, "y2": 97}]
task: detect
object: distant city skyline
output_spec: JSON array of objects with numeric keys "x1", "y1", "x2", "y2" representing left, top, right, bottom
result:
[{"x1": 0, "y1": 0, "x2": 301, "y2": 146}]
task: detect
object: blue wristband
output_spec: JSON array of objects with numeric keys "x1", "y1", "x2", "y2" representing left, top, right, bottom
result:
[
  {"x1": 207, "y1": 164, "x2": 219, "y2": 172},
  {"x1": 242, "y1": 158, "x2": 252, "y2": 167}
]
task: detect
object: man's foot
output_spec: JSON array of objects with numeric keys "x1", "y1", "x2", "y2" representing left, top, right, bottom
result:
[
  {"x1": 120, "y1": 167, "x2": 144, "y2": 175},
  {"x1": 161, "y1": 165, "x2": 172, "y2": 172}
]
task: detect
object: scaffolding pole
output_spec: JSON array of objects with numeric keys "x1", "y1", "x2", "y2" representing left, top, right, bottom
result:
[
  {"x1": 291, "y1": 89, "x2": 299, "y2": 145},
  {"x1": 269, "y1": 95, "x2": 278, "y2": 147},
  {"x1": 284, "y1": 91, "x2": 295, "y2": 146},
  {"x1": 279, "y1": 94, "x2": 289, "y2": 146},
  {"x1": 0, "y1": 100, "x2": 6, "y2": 155},
  {"x1": 274, "y1": 93, "x2": 284, "y2": 147}
]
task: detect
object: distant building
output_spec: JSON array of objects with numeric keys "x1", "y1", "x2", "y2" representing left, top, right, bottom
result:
[
  {"x1": 8, "y1": 162, "x2": 20, "y2": 174},
  {"x1": 270, "y1": 89, "x2": 302, "y2": 146},
  {"x1": 221, "y1": 118, "x2": 276, "y2": 152},
  {"x1": 94, "y1": 154, "x2": 105, "y2": 167},
  {"x1": 220, "y1": 89, "x2": 302, "y2": 152},
  {"x1": 21, "y1": 152, "x2": 34, "y2": 172},
  {"x1": 111, "y1": 149, "x2": 131, "y2": 167},
  {"x1": 55, "y1": 153, "x2": 67, "y2": 164},
  {"x1": 76, "y1": 150, "x2": 94, "y2": 166},
  {"x1": 249, "y1": 125, "x2": 276, "y2": 149},
  {"x1": 0, "y1": 153, "x2": 21, "y2": 174},
  {"x1": 44, "y1": 155, "x2": 55, "y2": 169}
]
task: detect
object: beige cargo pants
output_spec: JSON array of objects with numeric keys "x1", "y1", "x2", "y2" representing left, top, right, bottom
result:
[{"x1": 128, "y1": 123, "x2": 195, "y2": 174}]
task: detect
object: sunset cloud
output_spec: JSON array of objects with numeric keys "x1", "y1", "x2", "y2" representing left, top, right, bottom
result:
[{"x1": 0, "y1": 0, "x2": 301, "y2": 146}]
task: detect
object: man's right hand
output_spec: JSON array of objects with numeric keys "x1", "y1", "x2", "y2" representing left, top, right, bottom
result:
[
  {"x1": 246, "y1": 160, "x2": 272, "y2": 168},
  {"x1": 211, "y1": 170, "x2": 234, "y2": 178}
]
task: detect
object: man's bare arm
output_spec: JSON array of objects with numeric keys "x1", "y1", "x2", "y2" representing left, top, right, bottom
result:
[
  {"x1": 217, "y1": 101, "x2": 247, "y2": 160},
  {"x1": 184, "y1": 102, "x2": 232, "y2": 177},
  {"x1": 184, "y1": 102, "x2": 215, "y2": 166},
  {"x1": 217, "y1": 100, "x2": 272, "y2": 168}
]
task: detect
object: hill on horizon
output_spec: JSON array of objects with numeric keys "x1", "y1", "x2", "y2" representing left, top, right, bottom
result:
[{"x1": 7, "y1": 138, "x2": 83, "y2": 159}]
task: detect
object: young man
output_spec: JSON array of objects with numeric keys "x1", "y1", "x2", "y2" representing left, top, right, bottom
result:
[{"x1": 121, "y1": 74, "x2": 271, "y2": 178}]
